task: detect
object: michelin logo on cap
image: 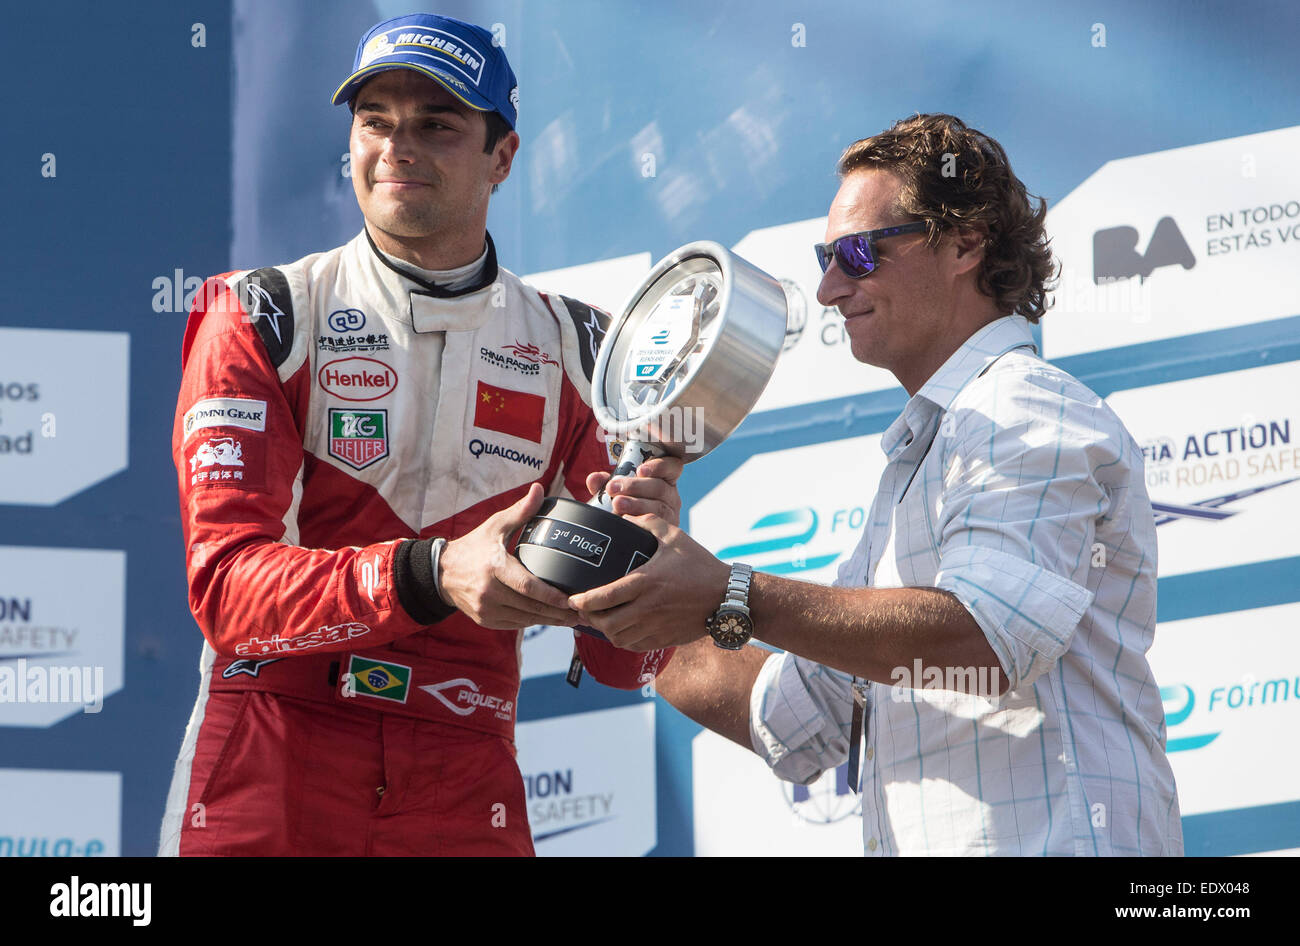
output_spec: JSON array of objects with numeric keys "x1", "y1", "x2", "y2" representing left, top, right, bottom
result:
[
  {"x1": 359, "y1": 27, "x2": 486, "y2": 85},
  {"x1": 333, "y1": 13, "x2": 517, "y2": 127}
]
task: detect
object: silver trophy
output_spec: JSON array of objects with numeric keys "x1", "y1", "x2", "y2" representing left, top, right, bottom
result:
[{"x1": 516, "y1": 241, "x2": 788, "y2": 594}]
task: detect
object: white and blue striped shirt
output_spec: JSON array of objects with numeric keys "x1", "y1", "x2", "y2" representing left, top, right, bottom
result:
[{"x1": 749, "y1": 315, "x2": 1183, "y2": 855}]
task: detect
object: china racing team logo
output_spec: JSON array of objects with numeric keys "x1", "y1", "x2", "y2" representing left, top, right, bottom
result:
[
  {"x1": 328, "y1": 409, "x2": 389, "y2": 470},
  {"x1": 501, "y1": 341, "x2": 559, "y2": 367}
]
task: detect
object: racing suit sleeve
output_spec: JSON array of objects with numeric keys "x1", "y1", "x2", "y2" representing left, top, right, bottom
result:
[
  {"x1": 174, "y1": 274, "x2": 452, "y2": 660},
  {"x1": 546, "y1": 358, "x2": 674, "y2": 690}
]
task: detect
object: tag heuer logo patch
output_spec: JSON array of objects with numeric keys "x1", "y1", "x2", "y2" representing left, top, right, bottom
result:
[
  {"x1": 347, "y1": 655, "x2": 411, "y2": 703},
  {"x1": 329, "y1": 409, "x2": 389, "y2": 470}
]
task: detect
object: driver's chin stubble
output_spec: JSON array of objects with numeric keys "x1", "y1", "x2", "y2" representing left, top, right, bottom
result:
[{"x1": 367, "y1": 193, "x2": 447, "y2": 240}]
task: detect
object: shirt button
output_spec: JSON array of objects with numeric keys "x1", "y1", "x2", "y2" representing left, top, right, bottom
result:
[
  {"x1": 865, "y1": 747, "x2": 874, "y2": 761},
  {"x1": 376, "y1": 786, "x2": 386, "y2": 797},
  {"x1": 868, "y1": 838, "x2": 879, "y2": 851}
]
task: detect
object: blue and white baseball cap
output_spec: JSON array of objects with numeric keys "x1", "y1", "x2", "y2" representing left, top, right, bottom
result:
[{"x1": 331, "y1": 13, "x2": 519, "y2": 128}]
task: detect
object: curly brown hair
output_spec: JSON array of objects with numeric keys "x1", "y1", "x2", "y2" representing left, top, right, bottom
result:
[{"x1": 836, "y1": 114, "x2": 1057, "y2": 322}]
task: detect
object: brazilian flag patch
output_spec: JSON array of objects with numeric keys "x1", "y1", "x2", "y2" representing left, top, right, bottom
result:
[{"x1": 347, "y1": 656, "x2": 412, "y2": 704}]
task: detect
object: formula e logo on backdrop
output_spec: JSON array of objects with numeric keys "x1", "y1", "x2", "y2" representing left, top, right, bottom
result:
[
  {"x1": 1159, "y1": 684, "x2": 1221, "y2": 753},
  {"x1": 716, "y1": 507, "x2": 840, "y2": 574},
  {"x1": 1161, "y1": 673, "x2": 1300, "y2": 753},
  {"x1": 1093, "y1": 217, "x2": 1195, "y2": 282},
  {"x1": 782, "y1": 763, "x2": 861, "y2": 824},
  {"x1": 327, "y1": 308, "x2": 366, "y2": 333}
]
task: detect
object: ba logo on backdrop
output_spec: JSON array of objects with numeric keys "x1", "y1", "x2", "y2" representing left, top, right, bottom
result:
[
  {"x1": 1093, "y1": 216, "x2": 1196, "y2": 281},
  {"x1": 1044, "y1": 125, "x2": 1300, "y2": 358}
]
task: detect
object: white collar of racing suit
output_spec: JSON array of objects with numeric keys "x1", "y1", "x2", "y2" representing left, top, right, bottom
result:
[{"x1": 358, "y1": 226, "x2": 503, "y2": 334}]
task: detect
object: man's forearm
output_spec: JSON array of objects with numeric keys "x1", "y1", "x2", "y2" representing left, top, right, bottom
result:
[
  {"x1": 653, "y1": 638, "x2": 771, "y2": 750},
  {"x1": 749, "y1": 575, "x2": 1008, "y2": 693}
]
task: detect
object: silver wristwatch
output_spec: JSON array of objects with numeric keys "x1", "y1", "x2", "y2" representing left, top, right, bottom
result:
[{"x1": 707, "y1": 562, "x2": 754, "y2": 650}]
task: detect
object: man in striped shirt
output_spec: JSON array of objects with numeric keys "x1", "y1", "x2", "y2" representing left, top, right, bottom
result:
[{"x1": 571, "y1": 114, "x2": 1183, "y2": 856}]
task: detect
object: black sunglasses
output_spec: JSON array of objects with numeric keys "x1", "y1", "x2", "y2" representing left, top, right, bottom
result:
[{"x1": 814, "y1": 221, "x2": 930, "y2": 279}]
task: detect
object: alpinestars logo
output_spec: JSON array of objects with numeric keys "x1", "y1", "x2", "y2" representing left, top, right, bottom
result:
[
  {"x1": 581, "y1": 310, "x2": 605, "y2": 362},
  {"x1": 222, "y1": 658, "x2": 283, "y2": 679},
  {"x1": 244, "y1": 282, "x2": 286, "y2": 343}
]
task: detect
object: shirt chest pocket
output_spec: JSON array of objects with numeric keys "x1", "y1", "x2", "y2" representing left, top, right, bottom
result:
[{"x1": 874, "y1": 442, "x2": 943, "y2": 589}]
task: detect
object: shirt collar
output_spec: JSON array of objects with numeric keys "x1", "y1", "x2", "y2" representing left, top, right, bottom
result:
[{"x1": 880, "y1": 315, "x2": 1038, "y2": 456}]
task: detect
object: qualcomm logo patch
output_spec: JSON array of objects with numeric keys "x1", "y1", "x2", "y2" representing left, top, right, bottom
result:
[{"x1": 716, "y1": 507, "x2": 840, "y2": 574}]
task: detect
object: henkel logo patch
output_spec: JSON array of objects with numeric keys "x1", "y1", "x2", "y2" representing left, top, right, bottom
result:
[
  {"x1": 419, "y1": 678, "x2": 515, "y2": 721},
  {"x1": 318, "y1": 357, "x2": 397, "y2": 401},
  {"x1": 328, "y1": 409, "x2": 389, "y2": 470},
  {"x1": 185, "y1": 435, "x2": 261, "y2": 489},
  {"x1": 183, "y1": 397, "x2": 267, "y2": 438},
  {"x1": 474, "y1": 380, "x2": 545, "y2": 443}
]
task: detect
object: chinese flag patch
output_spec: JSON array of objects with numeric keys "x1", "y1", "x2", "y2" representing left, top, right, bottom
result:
[{"x1": 473, "y1": 381, "x2": 545, "y2": 443}]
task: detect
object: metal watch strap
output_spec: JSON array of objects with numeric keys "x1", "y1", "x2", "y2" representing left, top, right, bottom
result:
[
  {"x1": 721, "y1": 562, "x2": 753, "y2": 609},
  {"x1": 709, "y1": 562, "x2": 753, "y2": 649}
]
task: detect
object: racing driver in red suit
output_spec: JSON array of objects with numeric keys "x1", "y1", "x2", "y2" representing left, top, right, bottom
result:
[{"x1": 158, "y1": 12, "x2": 677, "y2": 856}]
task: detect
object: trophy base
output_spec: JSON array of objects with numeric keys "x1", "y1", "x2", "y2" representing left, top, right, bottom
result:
[{"x1": 515, "y1": 497, "x2": 658, "y2": 595}]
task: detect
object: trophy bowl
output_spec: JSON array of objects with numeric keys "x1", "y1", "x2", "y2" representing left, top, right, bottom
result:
[{"x1": 515, "y1": 241, "x2": 788, "y2": 597}]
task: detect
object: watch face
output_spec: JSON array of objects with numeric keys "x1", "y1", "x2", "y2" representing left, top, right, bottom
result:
[{"x1": 711, "y1": 608, "x2": 753, "y2": 649}]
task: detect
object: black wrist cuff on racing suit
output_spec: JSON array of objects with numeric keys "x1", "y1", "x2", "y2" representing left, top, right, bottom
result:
[{"x1": 392, "y1": 538, "x2": 458, "y2": 626}]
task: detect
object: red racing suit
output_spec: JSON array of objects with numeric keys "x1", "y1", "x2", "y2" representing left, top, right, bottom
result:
[{"x1": 158, "y1": 229, "x2": 672, "y2": 856}]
